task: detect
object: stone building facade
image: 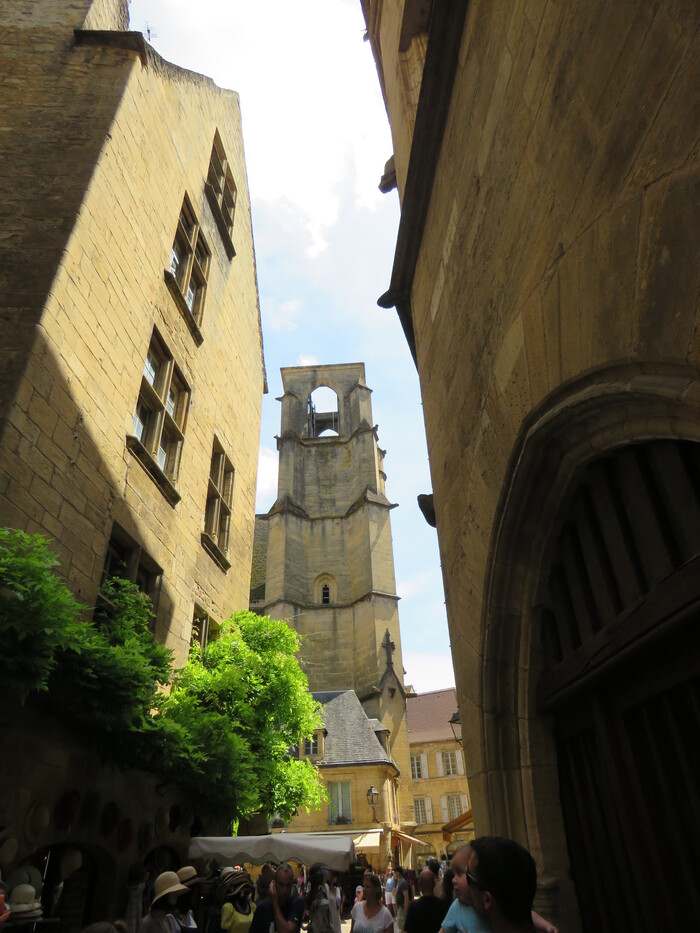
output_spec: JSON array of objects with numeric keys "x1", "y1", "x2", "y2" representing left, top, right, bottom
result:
[
  {"x1": 362, "y1": 2, "x2": 700, "y2": 931},
  {"x1": 251, "y1": 363, "x2": 418, "y2": 861},
  {"x1": 406, "y1": 689, "x2": 472, "y2": 862},
  {"x1": 0, "y1": 0, "x2": 264, "y2": 919}
]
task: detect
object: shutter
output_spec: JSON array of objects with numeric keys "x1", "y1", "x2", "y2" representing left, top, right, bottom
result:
[
  {"x1": 436, "y1": 752, "x2": 444, "y2": 777},
  {"x1": 341, "y1": 782, "x2": 352, "y2": 820},
  {"x1": 425, "y1": 798, "x2": 433, "y2": 823},
  {"x1": 440, "y1": 795, "x2": 448, "y2": 822},
  {"x1": 456, "y1": 750, "x2": 465, "y2": 775},
  {"x1": 421, "y1": 753, "x2": 429, "y2": 778},
  {"x1": 461, "y1": 793, "x2": 469, "y2": 813},
  {"x1": 329, "y1": 783, "x2": 339, "y2": 822}
]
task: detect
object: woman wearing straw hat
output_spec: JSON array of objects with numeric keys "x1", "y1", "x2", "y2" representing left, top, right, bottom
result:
[
  {"x1": 219, "y1": 869, "x2": 255, "y2": 933},
  {"x1": 138, "y1": 872, "x2": 188, "y2": 933}
]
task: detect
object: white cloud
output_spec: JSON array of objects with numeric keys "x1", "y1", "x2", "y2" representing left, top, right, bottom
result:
[
  {"x1": 255, "y1": 446, "x2": 279, "y2": 512},
  {"x1": 264, "y1": 298, "x2": 303, "y2": 332},
  {"x1": 298, "y1": 354, "x2": 319, "y2": 366},
  {"x1": 396, "y1": 569, "x2": 439, "y2": 600},
  {"x1": 402, "y1": 650, "x2": 456, "y2": 694}
]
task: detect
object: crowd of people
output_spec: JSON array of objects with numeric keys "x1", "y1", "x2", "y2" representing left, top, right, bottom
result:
[{"x1": 79, "y1": 836, "x2": 557, "y2": 933}]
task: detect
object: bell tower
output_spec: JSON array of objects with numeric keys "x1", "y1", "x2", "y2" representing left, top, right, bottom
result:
[{"x1": 256, "y1": 363, "x2": 412, "y2": 803}]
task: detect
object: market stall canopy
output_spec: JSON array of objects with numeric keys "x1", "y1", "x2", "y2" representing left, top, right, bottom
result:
[
  {"x1": 392, "y1": 830, "x2": 430, "y2": 847},
  {"x1": 441, "y1": 809, "x2": 473, "y2": 841},
  {"x1": 352, "y1": 830, "x2": 382, "y2": 852},
  {"x1": 188, "y1": 833, "x2": 356, "y2": 870}
]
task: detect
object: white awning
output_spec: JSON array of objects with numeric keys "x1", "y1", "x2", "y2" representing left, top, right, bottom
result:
[
  {"x1": 189, "y1": 833, "x2": 356, "y2": 870},
  {"x1": 352, "y1": 830, "x2": 382, "y2": 852}
]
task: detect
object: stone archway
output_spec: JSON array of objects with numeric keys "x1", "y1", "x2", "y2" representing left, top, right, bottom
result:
[{"x1": 481, "y1": 364, "x2": 700, "y2": 931}]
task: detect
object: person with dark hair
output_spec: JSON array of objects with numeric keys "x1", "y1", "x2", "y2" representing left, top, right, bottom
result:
[
  {"x1": 425, "y1": 859, "x2": 443, "y2": 899},
  {"x1": 249, "y1": 864, "x2": 304, "y2": 933},
  {"x1": 439, "y1": 844, "x2": 556, "y2": 933},
  {"x1": 440, "y1": 869, "x2": 454, "y2": 905},
  {"x1": 392, "y1": 867, "x2": 412, "y2": 933},
  {"x1": 466, "y1": 838, "x2": 536, "y2": 932},
  {"x1": 403, "y1": 869, "x2": 448, "y2": 933},
  {"x1": 349, "y1": 874, "x2": 393, "y2": 933},
  {"x1": 305, "y1": 865, "x2": 332, "y2": 933}
]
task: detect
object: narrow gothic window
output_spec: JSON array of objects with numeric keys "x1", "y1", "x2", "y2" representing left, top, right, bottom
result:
[{"x1": 322, "y1": 583, "x2": 330, "y2": 605}]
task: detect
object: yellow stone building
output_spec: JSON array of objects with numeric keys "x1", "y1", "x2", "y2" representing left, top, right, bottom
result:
[
  {"x1": 361, "y1": 2, "x2": 700, "y2": 930},
  {"x1": 251, "y1": 364, "x2": 421, "y2": 869},
  {"x1": 0, "y1": 0, "x2": 264, "y2": 918},
  {"x1": 406, "y1": 689, "x2": 472, "y2": 863}
]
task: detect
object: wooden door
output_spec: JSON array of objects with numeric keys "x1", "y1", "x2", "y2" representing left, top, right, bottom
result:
[{"x1": 537, "y1": 441, "x2": 700, "y2": 931}]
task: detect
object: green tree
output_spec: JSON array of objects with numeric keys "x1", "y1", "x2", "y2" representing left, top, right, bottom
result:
[
  {"x1": 0, "y1": 528, "x2": 84, "y2": 702},
  {"x1": 159, "y1": 611, "x2": 326, "y2": 820}
]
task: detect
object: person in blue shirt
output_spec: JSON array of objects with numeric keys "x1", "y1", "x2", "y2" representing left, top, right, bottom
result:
[{"x1": 439, "y1": 844, "x2": 557, "y2": 933}]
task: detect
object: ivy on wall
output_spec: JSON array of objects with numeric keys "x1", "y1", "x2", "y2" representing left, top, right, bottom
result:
[{"x1": 0, "y1": 528, "x2": 325, "y2": 822}]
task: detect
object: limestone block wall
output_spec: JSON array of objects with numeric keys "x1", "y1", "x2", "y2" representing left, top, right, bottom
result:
[
  {"x1": 366, "y1": 0, "x2": 700, "y2": 925},
  {"x1": 0, "y1": 1, "x2": 264, "y2": 665}
]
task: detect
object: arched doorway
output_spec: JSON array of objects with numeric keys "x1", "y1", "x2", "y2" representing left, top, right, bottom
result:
[
  {"x1": 480, "y1": 369, "x2": 700, "y2": 932},
  {"x1": 538, "y1": 439, "x2": 700, "y2": 930}
]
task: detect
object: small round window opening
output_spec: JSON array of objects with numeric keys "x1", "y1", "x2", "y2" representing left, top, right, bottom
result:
[{"x1": 322, "y1": 584, "x2": 330, "y2": 605}]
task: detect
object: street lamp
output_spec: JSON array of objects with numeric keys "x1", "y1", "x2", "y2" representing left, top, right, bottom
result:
[
  {"x1": 449, "y1": 710, "x2": 463, "y2": 747},
  {"x1": 366, "y1": 785, "x2": 380, "y2": 822}
]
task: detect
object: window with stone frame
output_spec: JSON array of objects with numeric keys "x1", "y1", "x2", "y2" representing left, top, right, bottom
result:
[
  {"x1": 304, "y1": 734, "x2": 319, "y2": 757},
  {"x1": 127, "y1": 329, "x2": 189, "y2": 504},
  {"x1": 205, "y1": 130, "x2": 237, "y2": 259},
  {"x1": 410, "y1": 754, "x2": 423, "y2": 780},
  {"x1": 442, "y1": 749, "x2": 458, "y2": 776},
  {"x1": 201, "y1": 438, "x2": 234, "y2": 571},
  {"x1": 414, "y1": 797, "x2": 432, "y2": 825},
  {"x1": 165, "y1": 194, "x2": 211, "y2": 344},
  {"x1": 190, "y1": 604, "x2": 219, "y2": 651},
  {"x1": 328, "y1": 781, "x2": 352, "y2": 824},
  {"x1": 99, "y1": 523, "x2": 162, "y2": 632},
  {"x1": 447, "y1": 794, "x2": 463, "y2": 821}
]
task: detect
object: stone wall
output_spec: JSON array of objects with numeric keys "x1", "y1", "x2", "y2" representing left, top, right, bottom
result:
[
  {"x1": 0, "y1": 0, "x2": 265, "y2": 666},
  {"x1": 363, "y1": 1, "x2": 700, "y2": 928}
]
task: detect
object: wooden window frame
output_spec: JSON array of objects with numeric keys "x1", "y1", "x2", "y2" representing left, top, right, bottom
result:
[
  {"x1": 201, "y1": 437, "x2": 234, "y2": 572},
  {"x1": 329, "y1": 781, "x2": 352, "y2": 825},
  {"x1": 414, "y1": 797, "x2": 427, "y2": 825},
  {"x1": 190, "y1": 604, "x2": 220, "y2": 651},
  {"x1": 410, "y1": 754, "x2": 423, "y2": 780},
  {"x1": 164, "y1": 193, "x2": 211, "y2": 345},
  {"x1": 205, "y1": 130, "x2": 237, "y2": 259},
  {"x1": 127, "y1": 329, "x2": 189, "y2": 505},
  {"x1": 442, "y1": 749, "x2": 458, "y2": 776},
  {"x1": 98, "y1": 523, "x2": 162, "y2": 633}
]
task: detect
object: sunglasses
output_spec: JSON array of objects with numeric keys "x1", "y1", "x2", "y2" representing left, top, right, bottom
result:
[{"x1": 466, "y1": 868, "x2": 484, "y2": 889}]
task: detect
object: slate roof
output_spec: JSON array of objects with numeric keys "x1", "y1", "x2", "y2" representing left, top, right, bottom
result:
[
  {"x1": 312, "y1": 690, "x2": 395, "y2": 768},
  {"x1": 406, "y1": 688, "x2": 458, "y2": 743}
]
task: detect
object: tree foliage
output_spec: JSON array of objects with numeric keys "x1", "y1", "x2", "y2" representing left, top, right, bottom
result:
[
  {"x1": 0, "y1": 529, "x2": 325, "y2": 822},
  {"x1": 0, "y1": 528, "x2": 84, "y2": 702},
  {"x1": 159, "y1": 612, "x2": 326, "y2": 820}
]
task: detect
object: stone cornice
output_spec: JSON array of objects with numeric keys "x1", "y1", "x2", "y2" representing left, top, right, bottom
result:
[
  {"x1": 262, "y1": 589, "x2": 400, "y2": 613},
  {"x1": 376, "y1": 1, "x2": 468, "y2": 365},
  {"x1": 265, "y1": 485, "x2": 397, "y2": 521}
]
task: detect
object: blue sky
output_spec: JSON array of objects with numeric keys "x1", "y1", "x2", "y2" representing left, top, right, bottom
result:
[{"x1": 128, "y1": 0, "x2": 454, "y2": 692}]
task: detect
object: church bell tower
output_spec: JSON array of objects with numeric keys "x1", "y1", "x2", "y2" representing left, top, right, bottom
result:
[{"x1": 255, "y1": 363, "x2": 412, "y2": 797}]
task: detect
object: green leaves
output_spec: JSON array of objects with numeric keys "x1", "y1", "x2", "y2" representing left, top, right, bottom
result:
[
  {"x1": 0, "y1": 528, "x2": 85, "y2": 702},
  {"x1": 0, "y1": 529, "x2": 325, "y2": 824},
  {"x1": 159, "y1": 611, "x2": 326, "y2": 820}
]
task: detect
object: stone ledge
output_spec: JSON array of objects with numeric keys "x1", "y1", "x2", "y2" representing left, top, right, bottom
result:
[
  {"x1": 205, "y1": 182, "x2": 236, "y2": 260},
  {"x1": 125, "y1": 434, "x2": 180, "y2": 506},
  {"x1": 201, "y1": 531, "x2": 231, "y2": 572},
  {"x1": 164, "y1": 270, "x2": 204, "y2": 346}
]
